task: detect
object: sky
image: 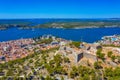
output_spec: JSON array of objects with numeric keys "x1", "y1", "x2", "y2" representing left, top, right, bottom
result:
[{"x1": 0, "y1": 0, "x2": 120, "y2": 19}]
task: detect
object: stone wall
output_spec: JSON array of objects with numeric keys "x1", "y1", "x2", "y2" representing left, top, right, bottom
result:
[{"x1": 83, "y1": 52, "x2": 97, "y2": 62}]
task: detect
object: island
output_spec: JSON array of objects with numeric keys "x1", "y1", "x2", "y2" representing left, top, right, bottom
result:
[
  {"x1": 0, "y1": 19, "x2": 120, "y2": 30},
  {"x1": 35, "y1": 20, "x2": 120, "y2": 29}
]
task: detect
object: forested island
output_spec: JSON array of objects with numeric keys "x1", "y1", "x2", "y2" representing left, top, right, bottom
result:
[
  {"x1": 0, "y1": 19, "x2": 120, "y2": 30},
  {"x1": 35, "y1": 21, "x2": 120, "y2": 29}
]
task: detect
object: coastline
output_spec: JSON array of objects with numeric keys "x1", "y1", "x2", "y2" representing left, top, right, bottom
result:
[{"x1": 1, "y1": 25, "x2": 120, "y2": 30}]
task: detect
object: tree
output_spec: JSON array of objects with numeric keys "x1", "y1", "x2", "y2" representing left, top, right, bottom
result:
[
  {"x1": 111, "y1": 55, "x2": 116, "y2": 61},
  {"x1": 94, "y1": 61, "x2": 102, "y2": 69},
  {"x1": 45, "y1": 75, "x2": 53, "y2": 80},
  {"x1": 70, "y1": 66, "x2": 78, "y2": 78},
  {"x1": 45, "y1": 64, "x2": 54, "y2": 75},
  {"x1": 63, "y1": 57, "x2": 70, "y2": 63},
  {"x1": 116, "y1": 56, "x2": 120, "y2": 63},
  {"x1": 96, "y1": 49, "x2": 105, "y2": 60},
  {"x1": 104, "y1": 67, "x2": 113, "y2": 77},
  {"x1": 29, "y1": 59, "x2": 33, "y2": 63},
  {"x1": 97, "y1": 53, "x2": 105, "y2": 60},
  {"x1": 54, "y1": 66, "x2": 63, "y2": 74},
  {"x1": 80, "y1": 74, "x2": 90, "y2": 80},
  {"x1": 114, "y1": 67, "x2": 120, "y2": 76},
  {"x1": 105, "y1": 67, "x2": 120, "y2": 79},
  {"x1": 70, "y1": 70, "x2": 76, "y2": 78},
  {"x1": 6, "y1": 69, "x2": 14, "y2": 76},
  {"x1": 70, "y1": 41, "x2": 81, "y2": 48},
  {"x1": 107, "y1": 51, "x2": 113, "y2": 58},
  {"x1": 78, "y1": 65, "x2": 93, "y2": 78},
  {"x1": 54, "y1": 54, "x2": 62, "y2": 66}
]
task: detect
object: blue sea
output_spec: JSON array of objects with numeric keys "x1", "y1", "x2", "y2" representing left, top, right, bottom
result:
[
  {"x1": 0, "y1": 27, "x2": 120, "y2": 43},
  {"x1": 0, "y1": 19, "x2": 120, "y2": 43}
]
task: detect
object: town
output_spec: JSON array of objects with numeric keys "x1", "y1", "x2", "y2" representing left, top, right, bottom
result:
[
  {"x1": 0, "y1": 35, "x2": 64, "y2": 63},
  {"x1": 99, "y1": 35, "x2": 120, "y2": 46},
  {"x1": 0, "y1": 35, "x2": 120, "y2": 80}
]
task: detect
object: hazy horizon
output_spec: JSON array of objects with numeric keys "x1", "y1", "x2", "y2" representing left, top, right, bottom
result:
[{"x1": 1, "y1": 17, "x2": 120, "y2": 19}]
